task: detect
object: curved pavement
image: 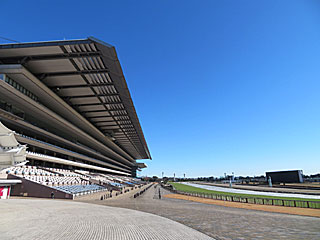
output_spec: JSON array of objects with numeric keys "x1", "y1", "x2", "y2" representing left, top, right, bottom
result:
[
  {"x1": 0, "y1": 199, "x2": 212, "y2": 240},
  {"x1": 183, "y1": 182, "x2": 320, "y2": 199}
]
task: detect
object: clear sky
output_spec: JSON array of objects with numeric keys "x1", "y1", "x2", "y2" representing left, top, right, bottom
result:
[{"x1": 1, "y1": 0, "x2": 320, "y2": 178}]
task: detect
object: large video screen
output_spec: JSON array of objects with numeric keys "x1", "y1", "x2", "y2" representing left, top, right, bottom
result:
[{"x1": 266, "y1": 170, "x2": 303, "y2": 183}]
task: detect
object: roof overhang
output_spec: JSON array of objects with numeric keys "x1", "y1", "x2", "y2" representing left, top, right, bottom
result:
[{"x1": 0, "y1": 37, "x2": 151, "y2": 160}]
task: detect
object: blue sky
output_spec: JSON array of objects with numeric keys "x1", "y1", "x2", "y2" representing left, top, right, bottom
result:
[{"x1": 1, "y1": 0, "x2": 320, "y2": 177}]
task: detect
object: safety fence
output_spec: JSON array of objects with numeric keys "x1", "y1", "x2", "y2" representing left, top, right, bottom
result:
[{"x1": 164, "y1": 186, "x2": 320, "y2": 209}]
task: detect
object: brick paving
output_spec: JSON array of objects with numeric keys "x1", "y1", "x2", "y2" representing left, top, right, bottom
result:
[
  {"x1": 0, "y1": 198, "x2": 212, "y2": 240},
  {"x1": 89, "y1": 184, "x2": 320, "y2": 240}
]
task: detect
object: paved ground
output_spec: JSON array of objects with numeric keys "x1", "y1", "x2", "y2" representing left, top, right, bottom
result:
[
  {"x1": 87, "y1": 185, "x2": 320, "y2": 240},
  {"x1": 183, "y1": 182, "x2": 320, "y2": 199},
  {"x1": 0, "y1": 198, "x2": 212, "y2": 240}
]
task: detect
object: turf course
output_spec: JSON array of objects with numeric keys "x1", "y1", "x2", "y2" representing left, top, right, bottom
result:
[{"x1": 169, "y1": 182, "x2": 320, "y2": 202}]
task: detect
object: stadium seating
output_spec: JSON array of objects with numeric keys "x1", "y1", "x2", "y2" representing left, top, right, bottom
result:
[
  {"x1": 23, "y1": 175, "x2": 89, "y2": 186},
  {"x1": 7, "y1": 166, "x2": 90, "y2": 186},
  {"x1": 46, "y1": 168, "x2": 85, "y2": 178},
  {"x1": 7, "y1": 166, "x2": 56, "y2": 176},
  {"x1": 7, "y1": 165, "x2": 144, "y2": 198},
  {"x1": 52, "y1": 184, "x2": 104, "y2": 195}
]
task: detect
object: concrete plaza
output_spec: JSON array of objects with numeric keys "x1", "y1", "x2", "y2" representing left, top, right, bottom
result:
[{"x1": 0, "y1": 199, "x2": 212, "y2": 240}]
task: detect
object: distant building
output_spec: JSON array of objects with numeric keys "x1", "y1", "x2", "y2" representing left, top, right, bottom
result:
[{"x1": 266, "y1": 170, "x2": 303, "y2": 183}]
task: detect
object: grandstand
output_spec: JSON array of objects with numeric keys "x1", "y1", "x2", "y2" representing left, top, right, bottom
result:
[
  {"x1": 0, "y1": 37, "x2": 151, "y2": 199},
  {"x1": 6, "y1": 165, "x2": 143, "y2": 199}
]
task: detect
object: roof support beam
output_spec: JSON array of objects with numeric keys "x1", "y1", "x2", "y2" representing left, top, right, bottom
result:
[
  {"x1": 98, "y1": 125, "x2": 118, "y2": 129},
  {"x1": 87, "y1": 116, "x2": 111, "y2": 119},
  {"x1": 38, "y1": 69, "x2": 109, "y2": 79},
  {"x1": 50, "y1": 82, "x2": 114, "y2": 90},
  {"x1": 98, "y1": 125, "x2": 118, "y2": 128},
  {"x1": 92, "y1": 120, "x2": 115, "y2": 123},
  {"x1": 0, "y1": 52, "x2": 101, "y2": 64},
  {"x1": 110, "y1": 115, "x2": 129, "y2": 118},
  {"x1": 79, "y1": 109, "x2": 108, "y2": 113},
  {"x1": 71, "y1": 102, "x2": 122, "y2": 107},
  {"x1": 81, "y1": 112, "x2": 128, "y2": 118},
  {"x1": 62, "y1": 93, "x2": 119, "y2": 99}
]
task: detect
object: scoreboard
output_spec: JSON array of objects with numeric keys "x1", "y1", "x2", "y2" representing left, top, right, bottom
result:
[{"x1": 266, "y1": 170, "x2": 303, "y2": 183}]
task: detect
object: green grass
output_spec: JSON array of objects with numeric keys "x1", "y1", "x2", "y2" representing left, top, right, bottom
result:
[{"x1": 169, "y1": 182, "x2": 320, "y2": 202}]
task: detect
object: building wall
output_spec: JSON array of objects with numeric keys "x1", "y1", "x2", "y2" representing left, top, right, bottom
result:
[{"x1": 8, "y1": 175, "x2": 73, "y2": 199}]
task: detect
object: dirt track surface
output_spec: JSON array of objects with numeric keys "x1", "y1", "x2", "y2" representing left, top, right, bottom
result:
[
  {"x1": 165, "y1": 193, "x2": 320, "y2": 218},
  {"x1": 84, "y1": 185, "x2": 320, "y2": 240}
]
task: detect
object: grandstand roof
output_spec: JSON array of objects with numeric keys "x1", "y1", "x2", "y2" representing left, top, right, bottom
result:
[{"x1": 0, "y1": 37, "x2": 151, "y2": 160}]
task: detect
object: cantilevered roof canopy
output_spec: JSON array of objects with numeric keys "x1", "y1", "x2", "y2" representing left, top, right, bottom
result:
[{"x1": 0, "y1": 37, "x2": 151, "y2": 160}]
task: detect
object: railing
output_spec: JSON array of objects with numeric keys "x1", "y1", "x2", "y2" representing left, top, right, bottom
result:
[
  {"x1": 163, "y1": 186, "x2": 320, "y2": 209},
  {"x1": 133, "y1": 183, "x2": 153, "y2": 198}
]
